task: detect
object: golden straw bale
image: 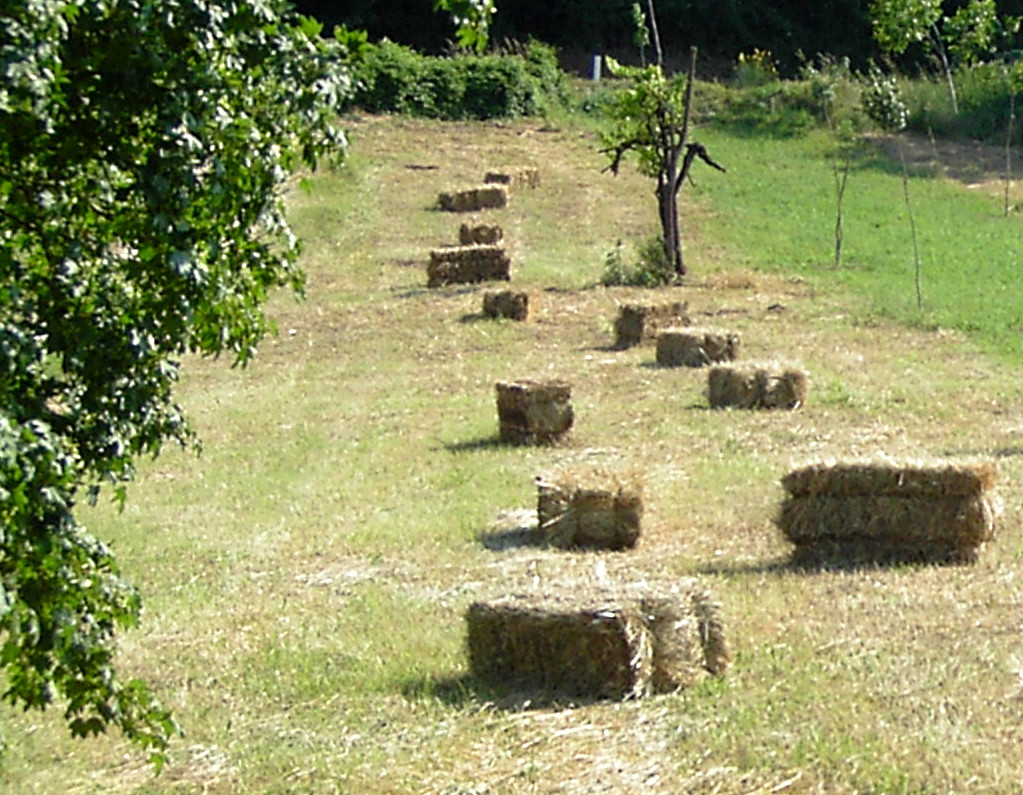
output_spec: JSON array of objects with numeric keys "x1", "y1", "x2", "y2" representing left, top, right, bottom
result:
[
  {"x1": 782, "y1": 459, "x2": 997, "y2": 498},
  {"x1": 708, "y1": 363, "x2": 808, "y2": 410},
  {"x1": 437, "y1": 185, "x2": 509, "y2": 212},
  {"x1": 656, "y1": 328, "x2": 740, "y2": 367},
  {"x1": 482, "y1": 290, "x2": 530, "y2": 321},
  {"x1": 459, "y1": 222, "x2": 504, "y2": 245},
  {"x1": 495, "y1": 379, "x2": 573, "y2": 445},
  {"x1": 536, "y1": 470, "x2": 643, "y2": 551},
  {"x1": 776, "y1": 459, "x2": 1001, "y2": 564},
  {"x1": 465, "y1": 582, "x2": 729, "y2": 699},
  {"x1": 427, "y1": 245, "x2": 511, "y2": 288},
  {"x1": 484, "y1": 166, "x2": 540, "y2": 190},
  {"x1": 613, "y1": 302, "x2": 690, "y2": 349}
]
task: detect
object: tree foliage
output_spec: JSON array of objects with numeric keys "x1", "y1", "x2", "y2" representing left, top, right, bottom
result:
[
  {"x1": 0, "y1": 0, "x2": 349, "y2": 766},
  {"x1": 600, "y1": 51, "x2": 724, "y2": 278},
  {"x1": 433, "y1": 0, "x2": 496, "y2": 53}
]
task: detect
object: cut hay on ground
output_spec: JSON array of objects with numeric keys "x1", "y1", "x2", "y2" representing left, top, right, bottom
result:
[
  {"x1": 427, "y1": 245, "x2": 511, "y2": 288},
  {"x1": 465, "y1": 580, "x2": 729, "y2": 699},
  {"x1": 656, "y1": 328, "x2": 741, "y2": 368},
  {"x1": 495, "y1": 379, "x2": 573, "y2": 445},
  {"x1": 613, "y1": 302, "x2": 690, "y2": 349},
  {"x1": 536, "y1": 469, "x2": 643, "y2": 551},
  {"x1": 459, "y1": 222, "x2": 504, "y2": 246},
  {"x1": 482, "y1": 290, "x2": 531, "y2": 321},
  {"x1": 708, "y1": 362, "x2": 808, "y2": 410},
  {"x1": 437, "y1": 184, "x2": 509, "y2": 212},
  {"x1": 483, "y1": 166, "x2": 540, "y2": 190},
  {"x1": 776, "y1": 459, "x2": 1001, "y2": 564}
]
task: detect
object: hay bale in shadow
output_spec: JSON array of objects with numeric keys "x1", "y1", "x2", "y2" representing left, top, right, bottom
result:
[
  {"x1": 459, "y1": 222, "x2": 504, "y2": 246},
  {"x1": 483, "y1": 290, "x2": 531, "y2": 321},
  {"x1": 656, "y1": 328, "x2": 740, "y2": 367},
  {"x1": 484, "y1": 166, "x2": 540, "y2": 190},
  {"x1": 438, "y1": 185, "x2": 509, "y2": 212},
  {"x1": 465, "y1": 582, "x2": 729, "y2": 699},
  {"x1": 496, "y1": 380, "x2": 573, "y2": 444},
  {"x1": 536, "y1": 470, "x2": 642, "y2": 551},
  {"x1": 708, "y1": 363, "x2": 808, "y2": 410},
  {"x1": 614, "y1": 302, "x2": 690, "y2": 349},
  {"x1": 777, "y1": 459, "x2": 1000, "y2": 564},
  {"x1": 427, "y1": 245, "x2": 511, "y2": 288}
]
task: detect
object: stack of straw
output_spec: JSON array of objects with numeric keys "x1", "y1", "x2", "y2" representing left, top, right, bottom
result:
[
  {"x1": 495, "y1": 380, "x2": 573, "y2": 445},
  {"x1": 537, "y1": 470, "x2": 643, "y2": 551},
  {"x1": 484, "y1": 166, "x2": 541, "y2": 190},
  {"x1": 708, "y1": 362, "x2": 808, "y2": 410},
  {"x1": 437, "y1": 185, "x2": 509, "y2": 212},
  {"x1": 466, "y1": 581, "x2": 730, "y2": 699},
  {"x1": 459, "y1": 222, "x2": 504, "y2": 246},
  {"x1": 483, "y1": 290, "x2": 531, "y2": 321},
  {"x1": 656, "y1": 328, "x2": 740, "y2": 367},
  {"x1": 427, "y1": 245, "x2": 511, "y2": 288},
  {"x1": 613, "y1": 302, "x2": 690, "y2": 349},
  {"x1": 777, "y1": 459, "x2": 1000, "y2": 563}
]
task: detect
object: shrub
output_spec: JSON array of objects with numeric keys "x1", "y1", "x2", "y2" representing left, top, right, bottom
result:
[
  {"x1": 601, "y1": 237, "x2": 676, "y2": 287},
  {"x1": 352, "y1": 39, "x2": 564, "y2": 120}
]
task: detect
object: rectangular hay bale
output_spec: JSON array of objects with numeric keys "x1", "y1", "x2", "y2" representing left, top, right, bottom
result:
[
  {"x1": 427, "y1": 244, "x2": 511, "y2": 288},
  {"x1": 438, "y1": 185, "x2": 509, "y2": 212},
  {"x1": 776, "y1": 459, "x2": 1000, "y2": 564},
  {"x1": 496, "y1": 379, "x2": 573, "y2": 444},
  {"x1": 482, "y1": 290, "x2": 530, "y2": 321},
  {"x1": 708, "y1": 363, "x2": 807, "y2": 410},
  {"x1": 656, "y1": 328, "x2": 740, "y2": 367},
  {"x1": 536, "y1": 471, "x2": 642, "y2": 551},
  {"x1": 459, "y1": 222, "x2": 504, "y2": 246},
  {"x1": 484, "y1": 166, "x2": 540, "y2": 190},
  {"x1": 614, "y1": 302, "x2": 690, "y2": 349},
  {"x1": 465, "y1": 583, "x2": 729, "y2": 699}
]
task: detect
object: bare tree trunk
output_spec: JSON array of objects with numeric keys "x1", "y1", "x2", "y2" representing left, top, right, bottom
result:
[
  {"x1": 645, "y1": 0, "x2": 663, "y2": 68},
  {"x1": 929, "y1": 23, "x2": 959, "y2": 116}
]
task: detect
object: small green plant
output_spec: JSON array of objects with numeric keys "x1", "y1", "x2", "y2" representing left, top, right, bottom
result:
[{"x1": 601, "y1": 236, "x2": 676, "y2": 287}]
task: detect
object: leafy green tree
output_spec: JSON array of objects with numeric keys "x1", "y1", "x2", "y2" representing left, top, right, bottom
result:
[
  {"x1": 600, "y1": 49, "x2": 725, "y2": 279},
  {"x1": 433, "y1": 0, "x2": 496, "y2": 53},
  {"x1": 869, "y1": 0, "x2": 1019, "y2": 115},
  {"x1": 0, "y1": 0, "x2": 349, "y2": 766}
]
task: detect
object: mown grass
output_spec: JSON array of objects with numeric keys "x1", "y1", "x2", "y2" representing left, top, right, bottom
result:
[{"x1": 4, "y1": 110, "x2": 1023, "y2": 793}]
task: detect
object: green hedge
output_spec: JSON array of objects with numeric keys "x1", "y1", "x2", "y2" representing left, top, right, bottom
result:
[{"x1": 352, "y1": 40, "x2": 565, "y2": 120}]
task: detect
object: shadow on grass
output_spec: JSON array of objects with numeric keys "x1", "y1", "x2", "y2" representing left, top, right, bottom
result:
[
  {"x1": 441, "y1": 435, "x2": 506, "y2": 453},
  {"x1": 477, "y1": 525, "x2": 545, "y2": 551},
  {"x1": 401, "y1": 674, "x2": 612, "y2": 712},
  {"x1": 696, "y1": 544, "x2": 978, "y2": 576}
]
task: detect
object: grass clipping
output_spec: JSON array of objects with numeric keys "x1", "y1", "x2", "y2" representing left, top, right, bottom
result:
[
  {"x1": 466, "y1": 580, "x2": 730, "y2": 700},
  {"x1": 777, "y1": 458, "x2": 1001, "y2": 564},
  {"x1": 536, "y1": 468, "x2": 643, "y2": 551}
]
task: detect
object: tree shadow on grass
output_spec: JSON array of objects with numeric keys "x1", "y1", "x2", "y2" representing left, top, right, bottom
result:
[{"x1": 440, "y1": 435, "x2": 506, "y2": 453}]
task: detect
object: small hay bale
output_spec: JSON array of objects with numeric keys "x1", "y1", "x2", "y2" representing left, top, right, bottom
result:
[
  {"x1": 613, "y1": 302, "x2": 690, "y2": 349},
  {"x1": 482, "y1": 290, "x2": 531, "y2": 321},
  {"x1": 656, "y1": 328, "x2": 740, "y2": 367},
  {"x1": 776, "y1": 459, "x2": 1001, "y2": 564},
  {"x1": 496, "y1": 379, "x2": 573, "y2": 445},
  {"x1": 465, "y1": 582, "x2": 729, "y2": 699},
  {"x1": 708, "y1": 363, "x2": 808, "y2": 410},
  {"x1": 427, "y1": 245, "x2": 511, "y2": 288},
  {"x1": 459, "y1": 222, "x2": 504, "y2": 246},
  {"x1": 536, "y1": 470, "x2": 643, "y2": 551},
  {"x1": 484, "y1": 166, "x2": 540, "y2": 190},
  {"x1": 438, "y1": 185, "x2": 509, "y2": 212}
]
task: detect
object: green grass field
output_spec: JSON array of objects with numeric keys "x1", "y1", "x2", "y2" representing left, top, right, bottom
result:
[{"x1": 4, "y1": 110, "x2": 1023, "y2": 793}]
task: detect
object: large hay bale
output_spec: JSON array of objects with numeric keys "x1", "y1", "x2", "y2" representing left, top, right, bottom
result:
[
  {"x1": 465, "y1": 582, "x2": 729, "y2": 699},
  {"x1": 656, "y1": 327, "x2": 740, "y2": 367},
  {"x1": 427, "y1": 245, "x2": 511, "y2": 288},
  {"x1": 708, "y1": 363, "x2": 808, "y2": 410},
  {"x1": 459, "y1": 222, "x2": 504, "y2": 246},
  {"x1": 613, "y1": 302, "x2": 690, "y2": 349},
  {"x1": 536, "y1": 470, "x2": 642, "y2": 551},
  {"x1": 438, "y1": 185, "x2": 509, "y2": 213},
  {"x1": 776, "y1": 459, "x2": 1001, "y2": 564},
  {"x1": 484, "y1": 166, "x2": 540, "y2": 190},
  {"x1": 482, "y1": 290, "x2": 531, "y2": 321},
  {"x1": 496, "y1": 380, "x2": 573, "y2": 444}
]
